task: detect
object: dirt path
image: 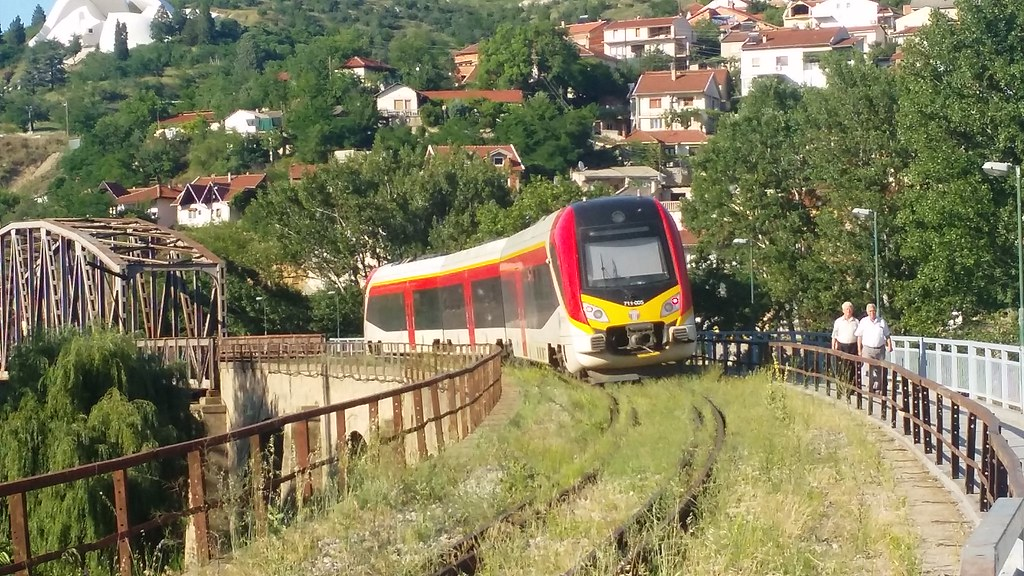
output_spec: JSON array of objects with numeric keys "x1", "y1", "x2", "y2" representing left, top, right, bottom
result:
[
  {"x1": 861, "y1": 425, "x2": 972, "y2": 576},
  {"x1": 10, "y1": 150, "x2": 62, "y2": 191}
]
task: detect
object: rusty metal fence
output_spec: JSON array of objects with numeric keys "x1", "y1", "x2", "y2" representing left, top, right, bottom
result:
[
  {"x1": 0, "y1": 344, "x2": 503, "y2": 576},
  {"x1": 694, "y1": 335, "x2": 1024, "y2": 513}
]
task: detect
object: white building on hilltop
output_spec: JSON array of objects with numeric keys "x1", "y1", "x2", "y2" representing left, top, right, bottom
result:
[{"x1": 29, "y1": 0, "x2": 173, "y2": 53}]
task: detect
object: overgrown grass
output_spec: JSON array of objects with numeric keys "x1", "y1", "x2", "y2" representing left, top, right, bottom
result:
[
  {"x1": 0, "y1": 133, "x2": 66, "y2": 191},
  {"x1": 197, "y1": 366, "x2": 616, "y2": 576},
  {"x1": 183, "y1": 366, "x2": 926, "y2": 576},
  {"x1": 653, "y1": 368, "x2": 922, "y2": 575}
]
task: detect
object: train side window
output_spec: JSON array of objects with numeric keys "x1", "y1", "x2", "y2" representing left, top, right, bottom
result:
[
  {"x1": 413, "y1": 288, "x2": 443, "y2": 331},
  {"x1": 439, "y1": 284, "x2": 467, "y2": 331},
  {"x1": 525, "y1": 265, "x2": 560, "y2": 329},
  {"x1": 471, "y1": 277, "x2": 505, "y2": 329},
  {"x1": 366, "y1": 292, "x2": 406, "y2": 332},
  {"x1": 501, "y1": 274, "x2": 519, "y2": 331}
]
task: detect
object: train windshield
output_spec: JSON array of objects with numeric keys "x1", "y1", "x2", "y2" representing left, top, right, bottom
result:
[{"x1": 581, "y1": 228, "x2": 671, "y2": 289}]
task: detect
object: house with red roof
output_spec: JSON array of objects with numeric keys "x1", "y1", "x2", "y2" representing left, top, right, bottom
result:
[
  {"x1": 425, "y1": 145, "x2": 525, "y2": 189},
  {"x1": 154, "y1": 110, "x2": 218, "y2": 139},
  {"x1": 602, "y1": 16, "x2": 694, "y2": 64},
  {"x1": 108, "y1": 183, "x2": 183, "y2": 227},
  {"x1": 629, "y1": 68, "x2": 730, "y2": 133},
  {"x1": 340, "y1": 56, "x2": 395, "y2": 79},
  {"x1": 453, "y1": 43, "x2": 480, "y2": 85},
  {"x1": 738, "y1": 27, "x2": 862, "y2": 95},
  {"x1": 174, "y1": 183, "x2": 232, "y2": 227},
  {"x1": 375, "y1": 85, "x2": 525, "y2": 127},
  {"x1": 562, "y1": 20, "x2": 609, "y2": 57}
]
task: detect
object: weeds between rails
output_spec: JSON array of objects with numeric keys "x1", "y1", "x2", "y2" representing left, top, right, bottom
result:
[
  {"x1": 425, "y1": 376, "x2": 625, "y2": 576},
  {"x1": 561, "y1": 395, "x2": 727, "y2": 576}
]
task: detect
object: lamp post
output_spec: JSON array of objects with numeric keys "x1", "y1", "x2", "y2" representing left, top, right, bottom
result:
[
  {"x1": 255, "y1": 296, "x2": 267, "y2": 336},
  {"x1": 852, "y1": 207, "x2": 880, "y2": 313},
  {"x1": 327, "y1": 290, "x2": 340, "y2": 339},
  {"x1": 983, "y1": 161, "x2": 1024, "y2": 387},
  {"x1": 732, "y1": 238, "x2": 754, "y2": 304}
]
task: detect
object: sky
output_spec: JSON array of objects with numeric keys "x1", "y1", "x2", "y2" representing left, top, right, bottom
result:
[{"x1": 2, "y1": 0, "x2": 53, "y2": 28}]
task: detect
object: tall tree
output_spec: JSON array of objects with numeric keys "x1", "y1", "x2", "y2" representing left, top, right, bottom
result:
[
  {"x1": 685, "y1": 77, "x2": 813, "y2": 326},
  {"x1": 895, "y1": 2, "x2": 1022, "y2": 332},
  {"x1": 113, "y1": 20, "x2": 129, "y2": 61},
  {"x1": 493, "y1": 94, "x2": 596, "y2": 177},
  {"x1": 387, "y1": 27, "x2": 454, "y2": 90},
  {"x1": 23, "y1": 40, "x2": 67, "y2": 92},
  {"x1": 4, "y1": 16, "x2": 26, "y2": 46},
  {"x1": 30, "y1": 4, "x2": 46, "y2": 28},
  {"x1": 477, "y1": 22, "x2": 581, "y2": 97}
]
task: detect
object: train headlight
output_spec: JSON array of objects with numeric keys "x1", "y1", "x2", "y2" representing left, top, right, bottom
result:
[
  {"x1": 661, "y1": 294, "x2": 681, "y2": 317},
  {"x1": 583, "y1": 303, "x2": 607, "y2": 322}
]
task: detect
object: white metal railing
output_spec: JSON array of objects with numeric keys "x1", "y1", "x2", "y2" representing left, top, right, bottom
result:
[{"x1": 703, "y1": 331, "x2": 1024, "y2": 411}]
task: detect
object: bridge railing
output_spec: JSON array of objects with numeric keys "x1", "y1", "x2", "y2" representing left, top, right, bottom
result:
[
  {"x1": 0, "y1": 346, "x2": 504, "y2": 576},
  {"x1": 695, "y1": 332, "x2": 1024, "y2": 576},
  {"x1": 703, "y1": 331, "x2": 1024, "y2": 411},
  {"x1": 695, "y1": 333, "x2": 1024, "y2": 513}
]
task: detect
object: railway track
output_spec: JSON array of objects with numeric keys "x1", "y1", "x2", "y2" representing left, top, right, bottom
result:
[
  {"x1": 425, "y1": 384, "x2": 625, "y2": 576},
  {"x1": 423, "y1": 374, "x2": 726, "y2": 576},
  {"x1": 561, "y1": 396, "x2": 726, "y2": 576}
]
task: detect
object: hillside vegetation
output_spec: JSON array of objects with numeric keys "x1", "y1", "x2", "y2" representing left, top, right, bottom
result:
[{"x1": 0, "y1": 133, "x2": 65, "y2": 193}]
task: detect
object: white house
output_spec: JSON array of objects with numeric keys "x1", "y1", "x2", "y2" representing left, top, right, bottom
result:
[
  {"x1": 174, "y1": 183, "x2": 231, "y2": 227},
  {"x1": 739, "y1": 28, "x2": 862, "y2": 95},
  {"x1": 704, "y1": 0, "x2": 750, "y2": 10},
  {"x1": 375, "y1": 84, "x2": 423, "y2": 126},
  {"x1": 629, "y1": 68, "x2": 728, "y2": 133},
  {"x1": 110, "y1": 184, "x2": 181, "y2": 227},
  {"x1": 29, "y1": 0, "x2": 173, "y2": 52},
  {"x1": 892, "y1": 5, "x2": 956, "y2": 44},
  {"x1": 222, "y1": 110, "x2": 283, "y2": 135},
  {"x1": 809, "y1": 0, "x2": 880, "y2": 28},
  {"x1": 846, "y1": 25, "x2": 888, "y2": 53},
  {"x1": 602, "y1": 16, "x2": 693, "y2": 64}
]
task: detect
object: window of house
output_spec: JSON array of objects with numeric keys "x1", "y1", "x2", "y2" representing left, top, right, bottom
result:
[
  {"x1": 395, "y1": 99, "x2": 411, "y2": 110},
  {"x1": 650, "y1": 98, "x2": 662, "y2": 109},
  {"x1": 215, "y1": 208, "x2": 222, "y2": 218},
  {"x1": 246, "y1": 118, "x2": 256, "y2": 126},
  {"x1": 751, "y1": 57, "x2": 761, "y2": 68},
  {"x1": 776, "y1": 55, "x2": 789, "y2": 70},
  {"x1": 650, "y1": 118, "x2": 664, "y2": 129},
  {"x1": 492, "y1": 155, "x2": 506, "y2": 166},
  {"x1": 682, "y1": 96, "x2": 694, "y2": 106}
]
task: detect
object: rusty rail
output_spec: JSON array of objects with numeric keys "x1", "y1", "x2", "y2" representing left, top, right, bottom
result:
[
  {"x1": 694, "y1": 335, "x2": 1024, "y2": 513},
  {"x1": 0, "y1": 347, "x2": 504, "y2": 576},
  {"x1": 426, "y1": 386, "x2": 621, "y2": 576}
]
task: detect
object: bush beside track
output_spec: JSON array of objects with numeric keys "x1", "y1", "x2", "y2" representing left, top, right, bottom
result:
[{"x1": 190, "y1": 366, "x2": 925, "y2": 576}]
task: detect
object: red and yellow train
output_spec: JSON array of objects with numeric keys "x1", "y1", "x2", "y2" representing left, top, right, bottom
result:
[{"x1": 363, "y1": 196, "x2": 697, "y2": 375}]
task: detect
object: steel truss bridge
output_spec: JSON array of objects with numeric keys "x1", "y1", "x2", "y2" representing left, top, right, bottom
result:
[{"x1": 0, "y1": 218, "x2": 225, "y2": 385}]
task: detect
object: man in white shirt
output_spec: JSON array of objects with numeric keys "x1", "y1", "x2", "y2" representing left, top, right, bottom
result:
[
  {"x1": 831, "y1": 301, "x2": 859, "y2": 389},
  {"x1": 855, "y1": 303, "x2": 892, "y2": 392}
]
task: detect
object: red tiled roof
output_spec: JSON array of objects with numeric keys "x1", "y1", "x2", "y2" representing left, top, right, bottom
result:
[
  {"x1": 710, "y1": 68, "x2": 729, "y2": 91},
  {"x1": 684, "y1": 2, "x2": 704, "y2": 17},
  {"x1": 454, "y1": 43, "x2": 480, "y2": 56},
  {"x1": 343, "y1": 56, "x2": 394, "y2": 70},
  {"x1": 680, "y1": 227, "x2": 698, "y2": 246},
  {"x1": 289, "y1": 163, "x2": 318, "y2": 181},
  {"x1": 722, "y1": 30, "x2": 752, "y2": 43},
  {"x1": 632, "y1": 69, "x2": 718, "y2": 96},
  {"x1": 117, "y1": 184, "x2": 183, "y2": 205},
  {"x1": 564, "y1": 20, "x2": 607, "y2": 35},
  {"x1": 625, "y1": 129, "x2": 709, "y2": 145},
  {"x1": 427, "y1": 145, "x2": 525, "y2": 171},
  {"x1": 161, "y1": 110, "x2": 215, "y2": 126},
  {"x1": 605, "y1": 16, "x2": 679, "y2": 30},
  {"x1": 191, "y1": 173, "x2": 267, "y2": 201},
  {"x1": 741, "y1": 28, "x2": 849, "y2": 50},
  {"x1": 277, "y1": 71, "x2": 291, "y2": 81},
  {"x1": 578, "y1": 45, "x2": 617, "y2": 62},
  {"x1": 419, "y1": 89, "x2": 524, "y2": 104}
]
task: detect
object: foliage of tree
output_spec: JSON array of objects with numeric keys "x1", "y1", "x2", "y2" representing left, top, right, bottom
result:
[
  {"x1": 387, "y1": 27, "x2": 455, "y2": 90},
  {"x1": 4, "y1": 17, "x2": 26, "y2": 47},
  {"x1": 30, "y1": 5, "x2": 46, "y2": 29},
  {"x1": 473, "y1": 177, "x2": 591, "y2": 242},
  {"x1": 23, "y1": 40, "x2": 67, "y2": 92},
  {"x1": 492, "y1": 94, "x2": 596, "y2": 177},
  {"x1": 476, "y1": 22, "x2": 581, "y2": 98},
  {"x1": 0, "y1": 330, "x2": 203, "y2": 574},
  {"x1": 114, "y1": 21, "x2": 130, "y2": 61},
  {"x1": 246, "y1": 148, "x2": 512, "y2": 285}
]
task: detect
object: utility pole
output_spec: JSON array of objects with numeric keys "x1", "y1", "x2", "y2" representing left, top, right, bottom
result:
[{"x1": 64, "y1": 100, "x2": 70, "y2": 138}]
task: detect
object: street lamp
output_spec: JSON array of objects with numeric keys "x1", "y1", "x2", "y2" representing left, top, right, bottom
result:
[
  {"x1": 255, "y1": 296, "x2": 267, "y2": 336},
  {"x1": 327, "y1": 290, "x2": 340, "y2": 339},
  {"x1": 732, "y1": 238, "x2": 754, "y2": 305},
  {"x1": 982, "y1": 161, "x2": 1024, "y2": 387},
  {"x1": 852, "y1": 207, "x2": 880, "y2": 313}
]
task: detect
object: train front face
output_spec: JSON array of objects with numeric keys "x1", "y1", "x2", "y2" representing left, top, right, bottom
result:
[{"x1": 551, "y1": 196, "x2": 697, "y2": 371}]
